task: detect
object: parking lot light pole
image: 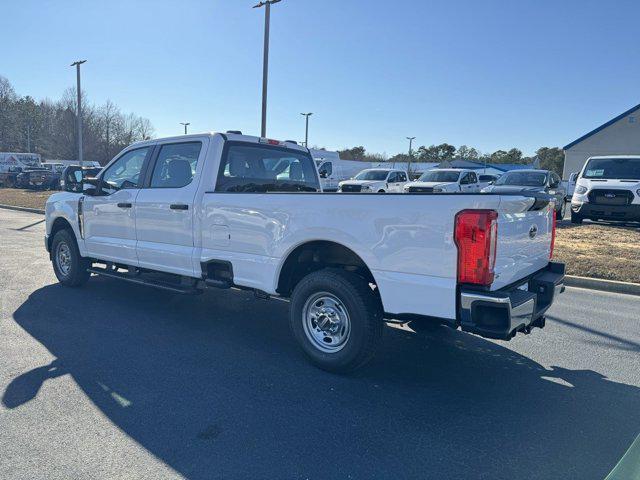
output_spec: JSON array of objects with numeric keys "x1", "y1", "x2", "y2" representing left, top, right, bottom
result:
[
  {"x1": 406, "y1": 136, "x2": 415, "y2": 179},
  {"x1": 301, "y1": 112, "x2": 312, "y2": 147},
  {"x1": 180, "y1": 122, "x2": 190, "y2": 135},
  {"x1": 254, "y1": 0, "x2": 282, "y2": 138},
  {"x1": 71, "y1": 60, "x2": 87, "y2": 168}
]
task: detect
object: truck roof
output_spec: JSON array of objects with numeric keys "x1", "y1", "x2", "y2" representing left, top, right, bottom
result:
[{"x1": 130, "y1": 132, "x2": 309, "y2": 153}]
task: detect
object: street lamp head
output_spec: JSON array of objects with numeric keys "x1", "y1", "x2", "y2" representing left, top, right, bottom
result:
[
  {"x1": 406, "y1": 136, "x2": 416, "y2": 141},
  {"x1": 300, "y1": 112, "x2": 313, "y2": 117},
  {"x1": 253, "y1": 0, "x2": 281, "y2": 8},
  {"x1": 70, "y1": 60, "x2": 87, "y2": 67}
]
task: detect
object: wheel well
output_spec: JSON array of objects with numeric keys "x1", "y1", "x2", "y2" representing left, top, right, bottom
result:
[
  {"x1": 276, "y1": 241, "x2": 377, "y2": 297},
  {"x1": 48, "y1": 217, "x2": 74, "y2": 251}
]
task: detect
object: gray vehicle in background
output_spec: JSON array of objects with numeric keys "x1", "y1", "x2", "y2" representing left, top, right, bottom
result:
[{"x1": 482, "y1": 169, "x2": 567, "y2": 219}]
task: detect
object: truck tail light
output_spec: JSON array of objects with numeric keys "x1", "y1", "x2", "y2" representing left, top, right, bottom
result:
[
  {"x1": 549, "y1": 207, "x2": 557, "y2": 259},
  {"x1": 454, "y1": 209, "x2": 498, "y2": 286}
]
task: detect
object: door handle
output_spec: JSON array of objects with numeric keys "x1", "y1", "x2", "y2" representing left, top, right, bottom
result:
[
  {"x1": 170, "y1": 204, "x2": 189, "y2": 210},
  {"x1": 117, "y1": 202, "x2": 132, "y2": 208}
]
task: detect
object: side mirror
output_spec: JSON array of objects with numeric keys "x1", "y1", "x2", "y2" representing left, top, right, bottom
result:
[{"x1": 319, "y1": 170, "x2": 327, "y2": 178}]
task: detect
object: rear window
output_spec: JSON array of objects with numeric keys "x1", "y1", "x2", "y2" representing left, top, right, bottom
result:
[
  {"x1": 582, "y1": 157, "x2": 640, "y2": 180},
  {"x1": 216, "y1": 142, "x2": 320, "y2": 192}
]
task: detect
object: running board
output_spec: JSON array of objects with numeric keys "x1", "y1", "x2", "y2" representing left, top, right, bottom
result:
[{"x1": 87, "y1": 267, "x2": 200, "y2": 294}]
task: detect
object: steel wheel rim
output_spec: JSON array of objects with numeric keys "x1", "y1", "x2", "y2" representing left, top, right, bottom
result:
[
  {"x1": 56, "y1": 242, "x2": 72, "y2": 276},
  {"x1": 302, "y1": 292, "x2": 351, "y2": 353}
]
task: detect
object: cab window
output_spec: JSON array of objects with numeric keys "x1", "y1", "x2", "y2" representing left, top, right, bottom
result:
[
  {"x1": 101, "y1": 147, "x2": 149, "y2": 191},
  {"x1": 150, "y1": 142, "x2": 202, "y2": 188},
  {"x1": 216, "y1": 142, "x2": 320, "y2": 192}
]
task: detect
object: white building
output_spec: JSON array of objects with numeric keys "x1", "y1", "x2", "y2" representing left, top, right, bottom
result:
[{"x1": 563, "y1": 103, "x2": 640, "y2": 179}]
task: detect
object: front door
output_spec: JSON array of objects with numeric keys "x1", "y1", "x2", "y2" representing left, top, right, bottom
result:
[
  {"x1": 135, "y1": 140, "x2": 205, "y2": 276},
  {"x1": 82, "y1": 146, "x2": 151, "y2": 265}
]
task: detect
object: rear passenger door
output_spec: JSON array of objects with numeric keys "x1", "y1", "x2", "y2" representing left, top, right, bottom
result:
[
  {"x1": 134, "y1": 140, "x2": 207, "y2": 276},
  {"x1": 459, "y1": 172, "x2": 474, "y2": 192}
]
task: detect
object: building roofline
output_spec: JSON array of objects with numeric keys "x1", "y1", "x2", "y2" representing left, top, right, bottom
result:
[{"x1": 563, "y1": 103, "x2": 640, "y2": 150}]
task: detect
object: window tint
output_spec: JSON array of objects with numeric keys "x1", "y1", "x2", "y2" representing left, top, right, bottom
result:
[
  {"x1": 216, "y1": 143, "x2": 320, "y2": 192},
  {"x1": 460, "y1": 173, "x2": 470, "y2": 184},
  {"x1": 469, "y1": 172, "x2": 478, "y2": 183},
  {"x1": 398, "y1": 172, "x2": 407, "y2": 182},
  {"x1": 388, "y1": 172, "x2": 397, "y2": 182},
  {"x1": 102, "y1": 147, "x2": 149, "y2": 190},
  {"x1": 150, "y1": 142, "x2": 202, "y2": 188}
]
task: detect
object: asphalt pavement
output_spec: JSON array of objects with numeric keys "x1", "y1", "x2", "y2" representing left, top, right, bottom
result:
[{"x1": 1, "y1": 208, "x2": 639, "y2": 480}]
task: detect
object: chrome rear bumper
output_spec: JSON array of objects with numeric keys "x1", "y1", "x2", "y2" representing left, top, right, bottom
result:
[{"x1": 459, "y1": 262, "x2": 565, "y2": 340}]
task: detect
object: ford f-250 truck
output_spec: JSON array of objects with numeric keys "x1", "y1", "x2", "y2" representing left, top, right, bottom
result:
[{"x1": 45, "y1": 132, "x2": 564, "y2": 372}]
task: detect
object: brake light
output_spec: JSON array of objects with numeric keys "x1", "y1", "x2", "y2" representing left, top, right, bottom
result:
[
  {"x1": 454, "y1": 210, "x2": 498, "y2": 286},
  {"x1": 259, "y1": 138, "x2": 282, "y2": 146},
  {"x1": 549, "y1": 207, "x2": 557, "y2": 259}
]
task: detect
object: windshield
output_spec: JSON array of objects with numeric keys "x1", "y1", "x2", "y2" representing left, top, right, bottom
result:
[
  {"x1": 418, "y1": 171, "x2": 460, "y2": 183},
  {"x1": 496, "y1": 171, "x2": 547, "y2": 186},
  {"x1": 582, "y1": 157, "x2": 640, "y2": 180},
  {"x1": 354, "y1": 170, "x2": 389, "y2": 181}
]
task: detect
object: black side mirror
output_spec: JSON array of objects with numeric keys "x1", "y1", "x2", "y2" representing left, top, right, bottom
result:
[{"x1": 319, "y1": 170, "x2": 327, "y2": 178}]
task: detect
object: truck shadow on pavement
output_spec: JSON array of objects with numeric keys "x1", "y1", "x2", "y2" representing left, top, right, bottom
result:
[{"x1": 7, "y1": 279, "x2": 640, "y2": 480}]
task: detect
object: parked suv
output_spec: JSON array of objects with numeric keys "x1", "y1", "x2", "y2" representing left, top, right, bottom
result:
[
  {"x1": 571, "y1": 156, "x2": 640, "y2": 224},
  {"x1": 338, "y1": 168, "x2": 408, "y2": 193}
]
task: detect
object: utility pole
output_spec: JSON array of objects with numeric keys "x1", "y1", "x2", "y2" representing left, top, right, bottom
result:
[
  {"x1": 26, "y1": 120, "x2": 31, "y2": 153},
  {"x1": 254, "y1": 0, "x2": 282, "y2": 137},
  {"x1": 180, "y1": 122, "x2": 190, "y2": 135},
  {"x1": 406, "y1": 136, "x2": 416, "y2": 179},
  {"x1": 300, "y1": 112, "x2": 312, "y2": 147},
  {"x1": 71, "y1": 60, "x2": 87, "y2": 168}
]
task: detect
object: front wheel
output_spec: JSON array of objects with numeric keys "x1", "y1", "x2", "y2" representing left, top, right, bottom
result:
[
  {"x1": 51, "y1": 229, "x2": 90, "y2": 287},
  {"x1": 289, "y1": 268, "x2": 383, "y2": 373}
]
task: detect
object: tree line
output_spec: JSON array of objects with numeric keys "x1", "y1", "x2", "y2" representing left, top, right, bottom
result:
[
  {"x1": 338, "y1": 143, "x2": 565, "y2": 176},
  {"x1": 0, "y1": 75, "x2": 154, "y2": 165}
]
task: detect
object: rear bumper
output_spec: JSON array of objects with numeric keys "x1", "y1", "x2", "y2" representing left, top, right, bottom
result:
[
  {"x1": 459, "y1": 262, "x2": 565, "y2": 340},
  {"x1": 572, "y1": 201, "x2": 640, "y2": 221}
]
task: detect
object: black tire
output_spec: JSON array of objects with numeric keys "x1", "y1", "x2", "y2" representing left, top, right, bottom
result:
[
  {"x1": 289, "y1": 268, "x2": 383, "y2": 373},
  {"x1": 570, "y1": 210, "x2": 583, "y2": 224},
  {"x1": 556, "y1": 200, "x2": 567, "y2": 220},
  {"x1": 51, "y1": 229, "x2": 90, "y2": 287},
  {"x1": 377, "y1": 189, "x2": 385, "y2": 193}
]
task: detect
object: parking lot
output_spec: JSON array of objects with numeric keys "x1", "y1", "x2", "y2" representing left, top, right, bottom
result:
[{"x1": 1, "y1": 207, "x2": 639, "y2": 479}]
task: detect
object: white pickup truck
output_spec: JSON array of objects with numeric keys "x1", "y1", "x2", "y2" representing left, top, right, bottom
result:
[{"x1": 45, "y1": 132, "x2": 565, "y2": 372}]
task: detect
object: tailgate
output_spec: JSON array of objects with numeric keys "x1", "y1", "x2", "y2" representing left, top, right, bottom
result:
[{"x1": 492, "y1": 195, "x2": 555, "y2": 290}]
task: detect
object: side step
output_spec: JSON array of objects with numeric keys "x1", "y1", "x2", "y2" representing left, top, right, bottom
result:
[{"x1": 87, "y1": 267, "x2": 201, "y2": 294}]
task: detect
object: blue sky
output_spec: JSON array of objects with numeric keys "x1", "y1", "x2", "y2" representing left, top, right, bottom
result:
[{"x1": 2, "y1": 0, "x2": 639, "y2": 155}]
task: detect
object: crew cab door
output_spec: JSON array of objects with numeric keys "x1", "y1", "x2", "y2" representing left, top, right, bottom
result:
[
  {"x1": 82, "y1": 146, "x2": 152, "y2": 265},
  {"x1": 134, "y1": 140, "x2": 206, "y2": 276}
]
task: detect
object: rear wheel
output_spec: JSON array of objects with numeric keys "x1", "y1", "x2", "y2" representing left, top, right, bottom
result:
[
  {"x1": 51, "y1": 229, "x2": 90, "y2": 287},
  {"x1": 378, "y1": 189, "x2": 385, "y2": 193},
  {"x1": 556, "y1": 200, "x2": 567, "y2": 220},
  {"x1": 289, "y1": 268, "x2": 383, "y2": 373}
]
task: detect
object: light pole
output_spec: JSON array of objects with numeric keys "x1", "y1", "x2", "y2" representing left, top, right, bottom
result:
[
  {"x1": 406, "y1": 136, "x2": 415, "y2": 179},
  {"x1": 71, "y1": 60, "x2": 87, "y2": 167},
  {"x1": 254, "y1": 0, "x2": 282, "y2": 137},
  {"x1": 300, "y1": 112, "x2": 312, "y2": 147},
  {"x1": 180, "y1": 122, "x2": 190, "y2": 135}
]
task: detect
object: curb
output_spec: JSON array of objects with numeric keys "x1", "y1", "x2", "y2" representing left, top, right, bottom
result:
[
  {"x1": 0, "y1": 204, "x2": 45, "y2": 215},
  {"x1": 565, "y1": 275, "x2": 640, "y2": 297}
]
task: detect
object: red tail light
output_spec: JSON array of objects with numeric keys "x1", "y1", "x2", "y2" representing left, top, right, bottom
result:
[
  {"x1": 454, "y1": 210, "x2": 498, "y2": 286},
  {"x1": 549, "y1": 207, "x2": 557, "y2": 259}
]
